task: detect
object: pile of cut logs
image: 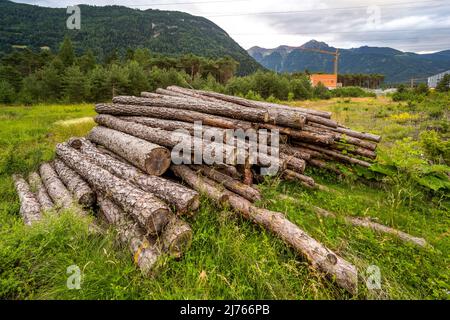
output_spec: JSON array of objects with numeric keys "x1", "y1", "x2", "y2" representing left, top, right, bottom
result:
[{"x1": 12, "y1": 86, "x2": 428, "y2": 295}]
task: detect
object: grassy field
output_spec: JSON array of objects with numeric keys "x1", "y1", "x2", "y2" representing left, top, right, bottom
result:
[{"x1": 0, "y1": 97, "x2": 449, "y2": 300}]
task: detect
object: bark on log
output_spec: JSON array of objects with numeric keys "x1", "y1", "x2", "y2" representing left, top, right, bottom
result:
[
  {"x1": 262, "y1": 123, "x2": 335, "y2": 144},
  {"x1": 12, "y1": 174, "x2": 42, "y2": 225},
  {"x1": 163, "y1": 87, "x2": 309, "y2": 129},
  {"x1": 279, "y1": 145, "x2": 311, "y2": 160},
  {"x1": 190, "y1": 164, "x2": 261, "y2": 202},
  {"x1": 94, "y1": 114, "x2": 238, "y2": 165},
  {"x1": 28, "y1": 172, "x2": 54, "y2": 211},
  {"x1": 313, "y1": 207, "x2": 428, "y2": 248},
  {"x1": 282, "y1": 170, "x2": 316, "y2": 189},
  {"x1": 53, "y1": 158, "x2": 96, "y2": 207},
  {"x1": 295, "y1": 142, "x2": 372, "y2": 167},
  {"x1": 39, "y1": 163, "x2": 77, "y2": 210},
  {"x1": 97, "y1": 103, "x2": 255, "y2": 131},
  {"x1": 112, "y1": 95, "x2": 271, "y2": 124},
  {"x1": 95, "y1": 144, "x2": 132, "y2": 164},
  {"x1": 69, "y1": 137, "x2": 200, "y2": 214},
  {"x1": 170, "y1": 165, "x2": 229, "y2": 204},
  {"x1": 330, "y1": 143, "x2": 377, "y2": 160},
  {"x1": 279, "y1": 153, "x2": 306, "y2": 173},
  {"x1": 217, "y1": 165, "x2": 242, "y2": 180},
  {"x1": 196, "y1": 177, "x2": 358, "y2": 294},
  {"x1": 97, "y1": 194, "x2": 162, "y2": 274},
  {"x1": 56, "y1": 143, "x2": 172, "y2": 235},
  {"x1": 87, "y1": 126, "x2": 171, "y2": 176},
  {"x1": 120, "y1": 116, "x2": 284, "y2": 171},
  {"x1": 166, "y1": 85, "x2": 332, "y2": 120},
  {"x1": 309, "y1": 122, "x2": 381, "y2": 143},
  {"x1": 305, "y1": 124, "x2": 377, "y2": 150}
]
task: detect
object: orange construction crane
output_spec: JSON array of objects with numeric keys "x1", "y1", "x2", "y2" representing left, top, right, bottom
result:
[{"x1": 299, "y1": 47, "x2": 340, "y2": 75}]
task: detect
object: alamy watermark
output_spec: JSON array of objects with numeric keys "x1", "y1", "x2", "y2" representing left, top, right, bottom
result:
[
  {"x1": 66, "y1": 5, "x2": 81, "y2": 30},
  {"x1": 66, "y1": 264, "x2": 81, "y2": 289}
]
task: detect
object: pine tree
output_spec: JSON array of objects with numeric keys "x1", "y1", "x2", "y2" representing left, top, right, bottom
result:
[
  {"x1": 78, "y1": 49, "x2": 96, "y2": 73},
  {"x1": 436, "y1": 74, "x2": 450, "y2": 92},
  {"x1": 126, "y1": 61, "x2": 149, "y2": 96},
  {"x1": 63, "y1": 66, "x2": 87, "y2": 102},
  {"x1": 88, "y1": 65, "x2": 110, "y2": 102},
  {"x1": 59, "y1": 36, "x2": 75, "y2": 67}
]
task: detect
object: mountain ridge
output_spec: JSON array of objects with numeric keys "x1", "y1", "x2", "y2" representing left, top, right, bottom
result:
[{"x1": 248, "y1": 40, "x2": 450, "y2": 82}]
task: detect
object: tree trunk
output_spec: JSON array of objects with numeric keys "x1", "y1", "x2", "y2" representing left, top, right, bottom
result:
[
  {"x1": 112, "y1": 95, "x2": 271, "y2": 124},
  {"x1": 305, "y1": 124, "x2": 377, "y2": 150},
  {"x1": 12, "y1": 174, "x2": 42, "y2": 225},
  {"x1": 187, "y1": 174, "x2": 358, "y2": 294},
  {"x1": 282, "y1": 170, "x2": 316, "y2": 188},
  {"x1": 94, "y1": 114, "x2": 238, "y2": 166},
  {"x1": 166, "y1": 85, "x2": 332, "y2": 119},
  {"x1": 97, "y1": 194, "x2": 162, "y2": 274},
  {"x1": 87, "y1": 126, "x2": 171, "y2": 176},
  {"x1": 309, "y1": 122, "x2": 381, "y2": 143},
  {"x1": 69, "y1": 137, "x2": 200, "y2": 214},
  {"x1": 53, "y1": 158, "x2": 96, "y2": 207},
  {"x1": 279, "y1": 153, "x2": 306, "y2": 173},
  {"x1": 28, "y1": 172, "x2": 54, "y2": 211},
  {"x1": 170, "y1": 165, "x2": 229, "y2": 204},
  {"x1": 280, "y1": 145, "x2": 311, "y2": 160},
  {"x1": 262, "y1": 123, "x2": 335, "y2": 144},
  {"x1": 97, "y1": 103, "x2": 254, "y2": 131},
  {"x1": 295, "y1": 142, "x2": 372, "y2": 167},
  {"x1": 330, "y1": 143, "x2": 377, "y2": 160},
  {"x1": 217, "y1": 164, "x2": 242, "y2": 180},
  {"x1": 190, "y1": 164, "x2": 261, "y2": 202},
  {"x1": 39, "y1": 162, "x2": 76, "y2": 210},
  {"x1": 56, "y1": 143, "x2": 172, "y2": 235},
  {"x1": 162, "y1": 86, "x2": 307, "y2": 129},
  {"x1": 313, "y1": 207, "x2": 428, "y2": 248}
]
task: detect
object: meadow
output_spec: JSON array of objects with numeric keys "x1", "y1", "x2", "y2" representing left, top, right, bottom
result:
[{"x1": 0, "y1": 96, "x2": 448, "y2": 299}]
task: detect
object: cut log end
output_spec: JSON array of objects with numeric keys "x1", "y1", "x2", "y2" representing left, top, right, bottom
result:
[
  {"x1": 145, "y1": 147, "x2": 172, "y2": 176},
  {"x1": 161, "y1": 218, "x2": 193, "y2": 258},
  {"x1": 147, "y1": 208, "x2": 172, "y2": 235}
]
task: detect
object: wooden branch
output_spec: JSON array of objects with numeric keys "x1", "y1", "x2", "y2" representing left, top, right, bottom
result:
[
  {"x1": 189, "y1": 175, "x2": 358, "y2": 294},
  {"x1": 313, "y1": 207, "x2": 428, "y2": 248}
]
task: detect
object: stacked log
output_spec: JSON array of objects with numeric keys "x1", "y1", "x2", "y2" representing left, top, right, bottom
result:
[
  {"x1": 12, "y1": 174, "x2": 42, "y2": 225},
  {"x1": 13, "y1": 87, "x2": 411, "y2": 294}
]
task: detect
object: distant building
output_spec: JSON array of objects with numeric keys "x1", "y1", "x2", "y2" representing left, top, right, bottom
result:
[
  {"x1": 428, "y1": 70, "x2": 450, "y2": 88},
  {"x1": 309, "y1": 74, "x2": 338, "y2": 89}
]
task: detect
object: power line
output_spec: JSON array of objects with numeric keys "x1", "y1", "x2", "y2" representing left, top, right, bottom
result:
[
  {"x1": 203, "y1": 0, "x2": 447, "y2": 17},
  {"x1": 127, "y1": 0, "x2": 249, "y2": 7},
  {"x1": 231, "y1": 27, "x2": 450, "y2": 36}
]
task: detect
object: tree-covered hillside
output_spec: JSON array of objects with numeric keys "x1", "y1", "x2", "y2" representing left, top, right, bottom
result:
[{"x1": 0, "y1": 0, "x2": 261, "y2": 75}]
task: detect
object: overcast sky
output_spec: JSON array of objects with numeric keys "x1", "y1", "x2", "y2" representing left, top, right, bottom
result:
[{"x1": 13, "y1": 0, "x2": 450, "y2": 53}]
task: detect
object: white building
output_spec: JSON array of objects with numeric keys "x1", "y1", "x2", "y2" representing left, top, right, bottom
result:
[{"x1": 428, "y1": 70, "x2": 450, "y2": 88}]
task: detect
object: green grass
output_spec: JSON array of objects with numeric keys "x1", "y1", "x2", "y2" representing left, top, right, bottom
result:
[{"x1": 0, "y1": 101, "x2": 449, "y2": 300}]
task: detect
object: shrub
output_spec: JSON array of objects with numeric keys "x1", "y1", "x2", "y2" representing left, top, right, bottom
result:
[
  {"x1": 0, "y1": 80, "x2": 16, "y2": 104},
  {"x1": 331, "y1": 86, "x2": 376, "y2": 98},
  {"x1": 313, "y1": 82, "x2": 331, "y2": 99}
]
